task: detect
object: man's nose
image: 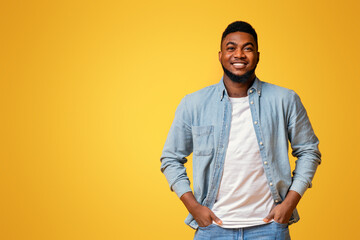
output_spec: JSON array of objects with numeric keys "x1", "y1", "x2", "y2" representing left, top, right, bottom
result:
[{"x1": 234, "y1": 48, "x2": 245, "y2": 58}]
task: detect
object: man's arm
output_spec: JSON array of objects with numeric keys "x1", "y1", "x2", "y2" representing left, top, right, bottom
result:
[
  {"x1": 265, "y1": 90, "x2": 321, "y2": 224},
  {"x1": 287, "y1": 90, "x2": 321, "y2": 196},
  {"x1": 160, "y1": 96, "x2": 193, "y2": 198}
]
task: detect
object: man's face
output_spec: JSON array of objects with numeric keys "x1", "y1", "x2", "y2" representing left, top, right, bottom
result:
[{"x1": 219, "y1": 32, "x2": 259, "y2": 83}]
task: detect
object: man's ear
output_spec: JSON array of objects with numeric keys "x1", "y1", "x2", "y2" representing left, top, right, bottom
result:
[
  {"x1": 257, "y1": 51, "x2": 260, "y2": 64},
  {"x1": 218, "y1": 51, "x2": 222, "y2": 62}
]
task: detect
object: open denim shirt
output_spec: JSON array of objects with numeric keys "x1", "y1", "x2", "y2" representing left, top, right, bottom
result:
[{"x1": 160, "y1": 77, "x2": 321, "y2": 229}]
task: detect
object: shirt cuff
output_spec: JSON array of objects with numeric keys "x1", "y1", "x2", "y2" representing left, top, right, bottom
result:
[
  {"x1": 289, "y1": 179, "x2": 309, "y2": 197},
  {"x1": 172, "y1": 180, "x2": 192, "y2": 198}
]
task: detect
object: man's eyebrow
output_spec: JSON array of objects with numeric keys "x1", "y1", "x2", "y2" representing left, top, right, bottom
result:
[
  {"x1": 225, "y1": 41, "x2": 237, "y2": 46},
  {"x1": 243, "y1": 42, "x2": 255, "y2": 48}
]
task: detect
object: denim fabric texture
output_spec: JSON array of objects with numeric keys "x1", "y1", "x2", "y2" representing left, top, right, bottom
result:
[
  {"x1": 160, "y1": 77, "x2": 321, "y2": 229},
  {"x1": 194, "y1": 222, "x2": 291, "y2": 240}
]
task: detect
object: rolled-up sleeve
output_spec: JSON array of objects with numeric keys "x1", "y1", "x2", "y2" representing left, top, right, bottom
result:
[
  {"x1": 160, "y1": 96, "x2": 193, "y2": 198},
  {"x1": 287, "y1": 91, "x2": 321, "y2": 197}
]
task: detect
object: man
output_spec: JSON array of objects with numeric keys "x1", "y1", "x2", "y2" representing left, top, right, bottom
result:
[{"x1": 160, "y1": 21, "x2": 321, "y2": 239}]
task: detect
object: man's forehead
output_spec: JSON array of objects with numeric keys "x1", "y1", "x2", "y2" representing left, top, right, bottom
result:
[{"x1": 223, "y1": 31, "x2": 256, "y2": 44}]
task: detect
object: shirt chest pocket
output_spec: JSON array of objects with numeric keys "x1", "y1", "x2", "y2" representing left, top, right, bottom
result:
[{"x1": 192, "y1": 126, "x2": 214, "y2": 156}]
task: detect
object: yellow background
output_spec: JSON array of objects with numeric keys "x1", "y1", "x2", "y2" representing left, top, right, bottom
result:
[{"x1": 1, "y1": 0, "x2": 359, "y2": 239}]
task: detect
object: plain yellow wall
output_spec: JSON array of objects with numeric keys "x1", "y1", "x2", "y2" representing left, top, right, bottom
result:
[{"x1": 1, "y1": 0, "x2": 359, "y2": 239}]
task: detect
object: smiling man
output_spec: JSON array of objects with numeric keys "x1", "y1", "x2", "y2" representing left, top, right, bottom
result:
[{"x1": 160, "y1": 21, "x2": 321, "y2": 240}]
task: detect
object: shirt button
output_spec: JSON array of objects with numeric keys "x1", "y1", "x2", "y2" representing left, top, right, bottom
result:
[
  {"x1": 275, "y1": 200, "x2": 279, "y2": 203},
  {"x1": 249, "y1": 89, "x2": 253, "y2": 93},
  {"x1": 258, "y1": 91, "x2": 261, "y2": 94},
  {"x1": 264, "y1": 161, "x2": 268, "y2": 165},
  {"x1": 259, "y1": 141, "x2": 263, "y2": 145},
  {"x1": 270, "y1": 182, "x2": 273, "y2": 186},
  {"x1": 250, "y1": 101, "x2": 254, "y2": 104},
  {"x1": 254, "y1": 121, "x2": 258, "y2": 125}
]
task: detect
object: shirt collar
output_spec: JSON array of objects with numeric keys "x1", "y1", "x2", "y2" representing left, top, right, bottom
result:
[{"x1": 218, "y1": 76, "x2": 262, "y2": 101}]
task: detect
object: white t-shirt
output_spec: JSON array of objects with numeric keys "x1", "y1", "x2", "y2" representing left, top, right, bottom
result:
[{"x1": 211, "y1": 96, "x2": 275, "y2": 228}]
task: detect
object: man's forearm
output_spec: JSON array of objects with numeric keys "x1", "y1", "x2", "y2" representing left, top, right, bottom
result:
[
  {"x1": 180, "y1": 191, "x2": 200, "y2": 213},
  {"x1": 282, "y1": 190, "x2": 301, "y2": 209}
]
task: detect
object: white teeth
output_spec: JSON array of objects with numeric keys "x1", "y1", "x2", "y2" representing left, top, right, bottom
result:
[{"x1": 233, "y1": 63, "x2": 245, "y2": 66}]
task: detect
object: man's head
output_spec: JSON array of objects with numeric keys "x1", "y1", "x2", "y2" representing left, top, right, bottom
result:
[
  {"x1": 221, "y1": 21, "x2": 258, "y2": 49},
  {"x1": 219, "y1": 21, "x2": 259, "y2": 84}
]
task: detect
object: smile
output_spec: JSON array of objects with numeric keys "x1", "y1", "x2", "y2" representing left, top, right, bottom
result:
[{"x1": 231, "y1": 62, "x2": 247, "y2": 69}]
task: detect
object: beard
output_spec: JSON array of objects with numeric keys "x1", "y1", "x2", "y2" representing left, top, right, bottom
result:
[{"x1": 221, "y1": 64, "x2": 257, "y2": 84}]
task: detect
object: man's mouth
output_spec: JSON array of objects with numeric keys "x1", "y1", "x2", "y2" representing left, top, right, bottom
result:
[{"x1": 231, "y1": 62, "x2": 247, "y2": 69}]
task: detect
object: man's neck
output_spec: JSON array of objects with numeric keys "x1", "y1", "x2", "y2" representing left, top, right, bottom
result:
[{"x1": 223, "y1": 75, "x2": 256, "y2": 98}]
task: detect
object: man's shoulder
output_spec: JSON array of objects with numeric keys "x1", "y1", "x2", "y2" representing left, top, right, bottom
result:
[
  {"x1": 185, "y1": 82, "x2": 219, "y2": 102},
  {"x1": 261, "y1": 80, "x2": 297, "y2": 99},
  {"x1": 176, "y1": 82, "x2": 220, "y2": 114}
]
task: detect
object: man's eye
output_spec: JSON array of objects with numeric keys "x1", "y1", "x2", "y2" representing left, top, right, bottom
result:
[
  {"x1": 244, "y1": 47, "x2": 253, "y2": 51},
  {"x1": 227, "y1": 47, "x2": 235, "y2": 51}
]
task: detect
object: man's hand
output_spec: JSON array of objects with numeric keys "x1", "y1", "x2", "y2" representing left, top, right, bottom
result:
[
  {"x1": 263, "y1": 203, "x2": 294, "y2": 224},
  {"x1": 263, "y1": 190, "x2": 301, "y2": 224},
  {"x1": 180, "y1": 192, "x2": 222, "y2": 227},
  {"x1": 191, "y1": 205, "x2": 222, "y2": 227}
]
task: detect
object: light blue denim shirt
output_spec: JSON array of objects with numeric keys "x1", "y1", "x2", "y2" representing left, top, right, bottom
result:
[{"x1": 160, "y1": 77, "x2": 321, "y2": 229}]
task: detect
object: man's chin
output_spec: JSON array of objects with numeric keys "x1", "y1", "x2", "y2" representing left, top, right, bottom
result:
[{"x1": 222, "y1": 65, "x2": 255, "y2": 84}]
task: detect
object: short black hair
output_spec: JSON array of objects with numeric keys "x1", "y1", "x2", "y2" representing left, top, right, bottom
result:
[{"x1": 221, "y1": 21, "x2": 258, "y2": 49}]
